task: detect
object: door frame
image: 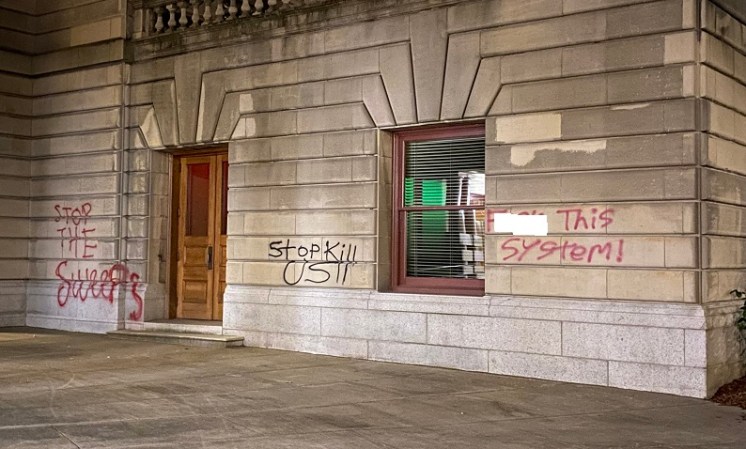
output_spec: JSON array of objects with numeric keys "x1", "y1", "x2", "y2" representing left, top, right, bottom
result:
[{"x1": 168, "y1": 146, "x2": 229, "y2": 320}]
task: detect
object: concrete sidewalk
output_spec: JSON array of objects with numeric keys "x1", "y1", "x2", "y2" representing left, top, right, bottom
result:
[{"x1": 1, "y1": 328, "x2": 745, "y2": 449}]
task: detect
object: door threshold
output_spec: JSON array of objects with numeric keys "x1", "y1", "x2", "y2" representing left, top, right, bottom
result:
[{"x1": 125, "y1": 319, "x2": 225, "y2": 336}]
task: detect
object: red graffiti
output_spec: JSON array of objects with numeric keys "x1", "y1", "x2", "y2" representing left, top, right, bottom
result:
[
  {"x1": 53, "y1": 203, "x2": 143, "y2": 321},
  {"x1": 55, "y1": 202, "x2": 97, "y2": 259},
  {"x1": 54, "y1": 261, "x2": 143, "y2": 321},
  {"x1": 556, "y1": 207, "x2": 613, "y2": 231},
  {"x1": 500, "y1": 237, "x2": 624, "y2": 264}
]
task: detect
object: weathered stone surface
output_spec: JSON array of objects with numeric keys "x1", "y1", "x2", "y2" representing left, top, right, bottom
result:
[
  {"x1": 440, "y1": 33, "x2": 480, "y2": 120},
  {"x1": 410, "y1": 9, "x2": 447, "y2": 122},
  {"x1": 379, "y1": 44, "x2": 416, "y2": 124}
]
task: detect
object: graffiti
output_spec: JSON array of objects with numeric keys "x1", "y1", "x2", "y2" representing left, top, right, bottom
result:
[
  {"x1": 490, "y1": 206, "x2": 626, "y2": 264},
  {"x1": 55, "y1": 262, "x2": 144, "y2": 321},
  {"x1": 55, "y1": 202, "x2": 97, "y2": 259},
  {"x1": 499, "y1": 237, "x2": 624, "y2": 264},
  {"x1": 53, "y1": 203, "x2": 143, "y2": 320},
  {"x1": 268, "y1": 239, "x2": 357, "y2": 285}
]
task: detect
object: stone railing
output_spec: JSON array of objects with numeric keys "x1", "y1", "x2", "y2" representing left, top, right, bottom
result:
[{"x1": 131, "y1": 0, "x2": 308, "y2": 38}]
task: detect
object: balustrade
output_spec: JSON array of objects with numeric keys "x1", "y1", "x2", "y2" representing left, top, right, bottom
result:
[{"x1": 133, "y1": 0, "x2": 290, "y2": 37}]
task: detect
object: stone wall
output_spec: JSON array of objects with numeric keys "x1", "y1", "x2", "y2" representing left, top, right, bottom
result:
[
  {"x1": 123, "y1": 0, "x2": 735, "y2": 397},
  {"x1": 3, "y1": 0, "x2": 134, "y2": 332},
  {"x1": 700, "y1": 0, "x2": 746, "y2": 394},
  {"x1": 0, "y1": 1, "x2": 32, "y2": 326}
]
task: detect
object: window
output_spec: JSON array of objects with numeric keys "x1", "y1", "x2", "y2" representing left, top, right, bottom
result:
[{"x1": 392, "y1": 124, "x2": 485, "y2": 296}]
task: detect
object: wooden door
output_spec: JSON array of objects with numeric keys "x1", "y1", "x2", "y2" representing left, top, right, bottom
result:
[{"x1": 176, "y1": 153, "x2": 227, "y2": 320}]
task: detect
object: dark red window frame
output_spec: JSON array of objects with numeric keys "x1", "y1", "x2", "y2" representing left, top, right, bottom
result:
[{"x1": 391, "y1": 123, "x2": 486, "y2": 296}]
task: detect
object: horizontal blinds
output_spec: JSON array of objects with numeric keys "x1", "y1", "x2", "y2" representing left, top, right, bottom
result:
[
  {"x1": 403, "y1": 136, "x2": 485, "y2": 280},
  {"x1": 404, "y1": 137, "x2": 485, "y2": 207}
]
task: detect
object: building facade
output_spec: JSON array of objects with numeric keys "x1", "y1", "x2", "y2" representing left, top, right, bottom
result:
[{"x1": 1, "y1": 0, "x2": 746, "y2": 398}]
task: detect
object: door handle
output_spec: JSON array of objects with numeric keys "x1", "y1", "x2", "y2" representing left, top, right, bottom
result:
[{"x1": 206, "y1": 246, "x2": 213, "y2": 270}]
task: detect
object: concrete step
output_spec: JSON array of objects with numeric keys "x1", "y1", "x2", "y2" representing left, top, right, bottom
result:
[
  {"x1": 107, "y1": 330, "x2": 244, "y2": 348},
  {"x1": 136, "y1": 320, "x2": 224, "y2": 335}
]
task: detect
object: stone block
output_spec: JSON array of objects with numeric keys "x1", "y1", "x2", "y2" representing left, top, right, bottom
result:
[
  {"x1": 31, "y1": 173, "x2": 119, "y2": 197},
  {"x1": 664, "y1": 236, "x2": 698, "y2": 268},
  {"x1": 664, "y1": 31, "x2": 697, "y2": 64},
  {"x1": 502, "y1": 49, "x2": 561, "y2": 84},
  {"x1": 368, "y1": 292, "x2": 490, "y2": 316},
  {"x1": 608, "y1": 361, "x2": 705, "y2": 397},
  {"x1": 352, "y1": 157, "x2": 377, "y2": 182},
  {"x1": 441, "y1": 33, "x2": 481, "y2": 120},
  {"x1": 448, "y1": 0, "x2": 562, "y2": 33},
  {"x1": 607, "y1": 269, "x2": 694, "y2": 302},
  {"x1": 239, "y1": 110, "x2": 298, "y2": 139},
  {"x1": 295, "y1": 210, "x2": 376, "y2": 235},
  {"x1": 489, "y1": 351, "x2": 609, "y2": 386},
  {"x1": 563, "y1": 322, "x2": 685, "y2": 365},
  {"x1": 510, "y1": 266, "x2": 607, "y2": 298},
  {"x1": 703, "y1": 236, "x2": 746, "y2": 268},
  {"x1": 224, "y1": 303, "x2": 320, "y2": 335},
  {"x1": 705, "y1": 101, "x2": 736, "y2": 140},
  {"x1": 233, "y1": 161, "x2": 297, "y2": 187},
  {"x1": 296, "y1": 158, "x2": 352, "y2": 184},
  {"x1": 427, "y1": 314, "x2": 562, "y2": 355},
  {"x1": 362, "y1": 76, "x2": 396, "y2": 127},
  {"x1": 488, "y1": 133, "x2": 696, "y2": 174},
  {"x1": 485, "y1": 266, "x2": 511, "y2": 294},
  {"x1": 324, "y1": 15, "x2": 409, "y2": 53},
  {"x1": 324, "y1": 78, "x2": 363, "y2": 105},
  {"x1": 702, "y1": 32, "x2": 735, "y2": 75},
  {"x1": 228, "y1": 188, "x2": 271, "y2": 211},
  {"x1": 558, "y1": 168, "x2": 696, "y2": 202},
  {"x1": 32, "y1": 108, "x2": 120, "y2": 137},
  {"x1": 297, "y1": 104, "x2": 374, "y2": 133},
  {"x1": 513, "y1": 74, "x2": 607, "y2": 113},
  {"x1": 562, "y1": 0, "x2": 648, "y2": 14},
  {"x1": 607, "y1": 66, "x2": 688, "y2": 104},
  {"x1": 270, "y1": 183, "x2": 376, "y2": 209},
  {"x1": 685, "y1": 329, "x2": 707, "y2": 368},
  {"x1": 702, "y1": 201, "x2": 746, "y2": 236},
  {"x1": 410, "y1": 9, "x2": 447, "y2": 122},
  {"x1": 270, "y1": 288, "x2": 369, "y2": 307},
  {"x1": 241, "y1": 211, "x2": 296, "y2": 235},
  {"x1": 489, "y1": 173, "x2": 561, "y2": 204},
  {"x1": 322, "y1": 309, "x2": 427, "y2": 343},
  {"x1": 370, "y1": 341, "x2": 489, "y2": 372},
  {"x1": 702, "y1": 168, "x2": 746, "y2": 206},
  {"x1": 561, "y1": 100, "x2": 696, "y2": 140},
  {"x1": 323, "y1": 130, "x2": 377, "y2": 157},
  {"x1": 481, "y1": 11, "x2": 605, "y2": 56},
  {"x1": 298, "y1": 47, "x2": 379, "y2": 83},
  {"x1": 464, "y1": 57, "x2": 502, "y2": 118},
  {"x1": 263, "y1": 332, "x2": 368, "y2": 358},
  {"x1": 379, "y1": 44, "x2": 416, "y2": 125},
  {"x1": 606, "y1": 0, "x2": 684, "y2": 39}
]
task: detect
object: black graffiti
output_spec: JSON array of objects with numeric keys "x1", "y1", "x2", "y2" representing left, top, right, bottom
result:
[{"x1": 268, "y1": 239, "x2": 357, "y2": 285}]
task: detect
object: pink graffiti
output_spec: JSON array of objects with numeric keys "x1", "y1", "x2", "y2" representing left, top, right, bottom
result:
[
  {"x1": 54, "y1": 262, "x2": 143, "y2": 321},
  {"x1": 54, "y1": 203, "x2": 143, "y2": 321},
  {"x1": 55, "y1": 202, "x2": 97, "y2": 259},
  {"x1": 500, "y1": 237, "x2": 624, "y2": 264}
]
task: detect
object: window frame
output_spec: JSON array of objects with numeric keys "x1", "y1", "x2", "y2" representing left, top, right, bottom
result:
[{"x1": 391, "y1": 123, "x2": 486, "y2": 296}]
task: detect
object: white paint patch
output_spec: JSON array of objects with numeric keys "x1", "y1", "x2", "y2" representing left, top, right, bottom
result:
[
  {"x1": 491, "y1": 213, "x2": 548, "y2": 236},
  {"x1": 510, "y1": 139, "x2": 607, "y2": 167},
  {"x1": 611, "y1": 103, "x2": 650, "y2": 111}
]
